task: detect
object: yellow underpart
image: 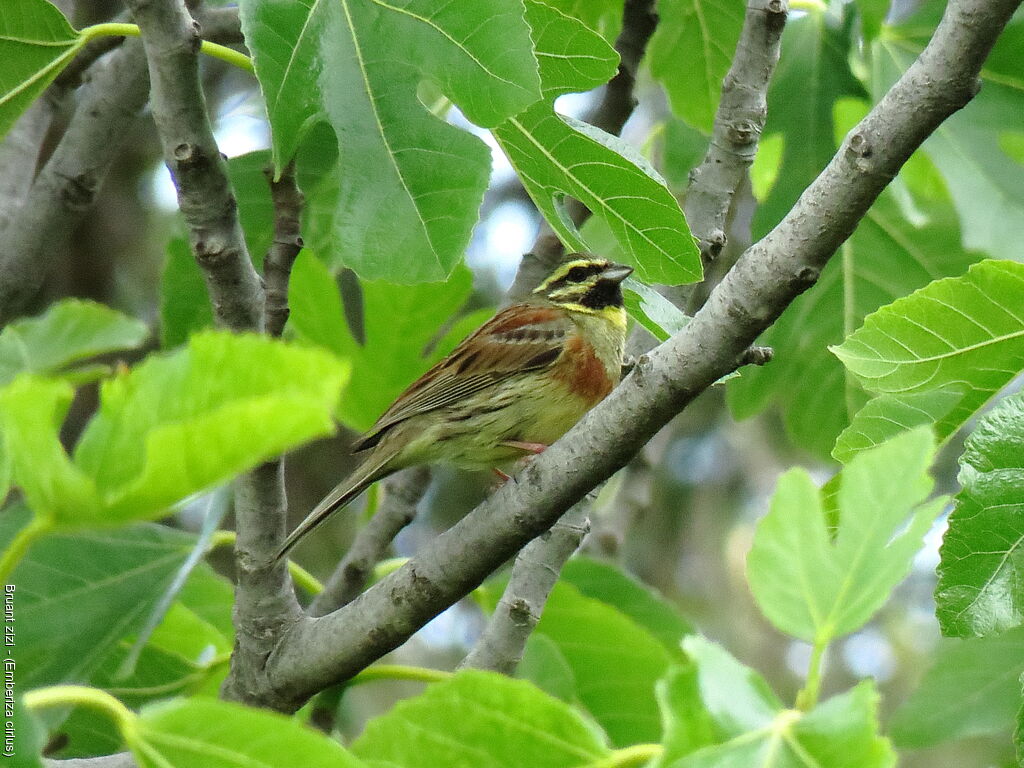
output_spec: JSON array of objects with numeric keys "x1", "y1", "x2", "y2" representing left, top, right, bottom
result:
[{"x1": 558, "y1": 302, "x2": 628, "y2": 331}]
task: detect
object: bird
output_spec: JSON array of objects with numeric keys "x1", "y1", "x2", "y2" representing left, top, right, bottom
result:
[{"x1": 276, "y1": 254, "x2": 633, "y2": 561}]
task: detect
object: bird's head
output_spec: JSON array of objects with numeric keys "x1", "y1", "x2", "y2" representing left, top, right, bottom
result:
[{"x1": 532, "y1": 254, "x2": 633, "y2": 320}]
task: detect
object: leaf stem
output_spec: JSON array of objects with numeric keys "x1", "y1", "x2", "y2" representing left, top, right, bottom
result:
[
  {"x1": 795, "y1": 637, "x2": 828, "y2": 711},
  {"x1": 0, "y1": 517, "x2": 51, "y2": 583},
  {"x1": 580, "y1": 744, "x2": 664, "y2": 768},
  {"x1": 348, "y1": 664, "x2": 451, "y2": 687},
  {"x1": 79, "y1": 23, "x2": 254, "y2": 73},
  {"x1": 24, "y1": 685, "x2": 136, "y2": 736}
]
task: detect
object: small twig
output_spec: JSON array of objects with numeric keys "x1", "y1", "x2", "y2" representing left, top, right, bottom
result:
[
  {"x1": 461, "y1": 504, "x2": 589, "y2": 674},
  {"x1": 309, "y1": 467, "x2": 431, "y2": 617},
  {"x1": 679, "y1": 0, "x2": 788, "y2": 311},
  {"x1": 740, "y1": 345, "x2": 773, "y2": 367},
  {"x1": 262, "y1": 161, "x2": 304, "y2": 337},
  {"x1": 506, "y1": 0, "x2": 658, "y2": 300},
  {"x1": 44, "y1": 755, "x2": 136, "y2": 768}
]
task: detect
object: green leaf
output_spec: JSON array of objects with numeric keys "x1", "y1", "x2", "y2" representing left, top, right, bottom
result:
[
  {"x1": 288, "y1": 251, "x2": 480, "y2": 431},
  {"x1": 4, "y1": 523, "x2": 194, "y2": 689},
  {"x1": 747, "y1": 429, "x2": 942, "y2": 643},
  {"x1": 936, "y1": 393, "x2": 1024, "y2": 637},
  {"x1": 9, "y1": 696, "x2": 46, "y2": 768},
  {"x1": 728, "y1": 191, "x2": 979, "y2": 459},
  {"x1": 159, "y1": 236, "x2": 212, "y2": 348},
  {"x1": 133, "y1": 697, "x2": 364, "y2": 768},
  {"x1": 832, "y1": 260, "x2": 1024, "y2": 458},
  {"x1": 657, "y1": 637, "x2": 893, "y2": 768},
  {"x1": 875, "y1": 13, "x2": 1024, "y2": 262},
  {"x1": 0, "y1": 378, "x2": 103, "y2": 522},
  {"x1": 890, "y1": 626, "x2": 1024, "y2": 748},
  {"x1": 753, "y1": 8, "x2": 865, "y2": 237},
  {"x1": 661, "y1": 119, "x2": 710, "y2": 190},
  {"x1": 534, "y1": 0, "x2": 623, "y2": 42},
  {"x1": 560, "y1": 556, "x2": 693, "y2": 654},
  {"x1": 73, "y1": 331, "x2": 348, "y2": 522},
  {"x1": 855, "y1": 0, "x2": 889, "y2": 42},
  {"x1": 352, "y1": 670, "x2": 610, "y2": 767},
  {"x1": 238, "y1": 0, "x2": 540, "y2": 283},
  {"x1": 0, "y1": 0, "x2": 82, "y2": 140},
  {"x1": 622, "y1": 280, "x2": 690, "y2": 341},
  {"x1": 518, "y1": 633, "x2": 577, "y2": 702},
  {"x1": 493, "y1": 1, "x2": 701, "y2": 286},
  {"x1": 0, "y1": 299, "x2": 149, "y2": 386},
  {"x1": 535, "y1": 581, "x2": 672, "y2": 746},
  {"x1": 648, "y1": 0, "x2": 746, "y2": 133}
]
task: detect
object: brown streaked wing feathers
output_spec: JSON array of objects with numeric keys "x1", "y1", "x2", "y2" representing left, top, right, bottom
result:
[{"x1": 352, "y1": 304, "x2": 571, "y2": 452}]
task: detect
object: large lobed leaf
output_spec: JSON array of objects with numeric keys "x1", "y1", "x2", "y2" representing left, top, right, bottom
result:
[
  {"x1": 287, "y1": 251, "x2": 486, "y2": 432},
  {"x1": 2, "y1": 519, "x2": 195, "y2": 689},
  {"x1": 728, "y1": 190, "x2": 979, "y2": 460},
  {"x1": 133, "y1": 697, "x2": 364, "y2": 768},
  {"x1": 0, "y1": 332, "x2": 348, "y2": 526},
  {"x1": 648, "y1": 0, "x2": 746, "y2": 133},
  {"x1": 532, "y1": 581, "x2": 673, "y2": 746},
  {"x1": 832, "y1": 259, "x2": 1024, "y2": 460},
  {"x1": 874, "y1": 4, "x2": 1024, "y2": 263},
  {"x1": 936, "y1": 393, "x2": 1024, "y2": 638},
  {"x1": 238, "y1": 0, "x2": 540, "y2": 283},
  {"x1": 492, "y1": 0, "x2": 701, "y2": 286},
  {"x1": 0, "y1": 299, "x2": 149, "y2": 387},
  {"x1": 352, "y1": 670, "x2": 610, "y2": 767},
  {"x1": 889, "y1": 626, "x2": 1024, "y2": 748},
  {"x1": 656, "y1": 636, "x2": 894, "y2": 768},
  {"x1": 0, "y1": 0, "x2": 82, "y2": 140},
  {"x1": 747, "y1": 429, "x2": 942, "y2": 644}
]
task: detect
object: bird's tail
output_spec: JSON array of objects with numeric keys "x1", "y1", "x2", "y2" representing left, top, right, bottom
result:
[{"x1": 275, "y1": 451, "x2": 396, "y2": 563}]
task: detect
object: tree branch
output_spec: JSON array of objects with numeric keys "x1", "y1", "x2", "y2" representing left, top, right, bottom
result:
[
  {"x1": 121, "y1": 0, "x2": 299, "y2": 705},
  {"x1": 460, "y1": 504, "x2": 589, "y2": 674},
  {"x1": 0, "y1": 6, "x2": 243, "y2": 327},
  {"x1": 0, "y1": 40, "x2": 149, "y2": 325},
  {"x1": 309, "y1": 466, "x2": 431, "y2": 617},
  {"x1": 506, "y1": 0, "x2": 658, "y2": 299},
  {"x1": 124, "y1": 0, "x2": 262, "y2": 332},
  {"x1": 254, "y1": 0, "x2": 1019, "y2": 712},
  {"x1": 684, "y1": 0, "x2": 787, "y2": 275},
  {"x1": 262, "y1": 161, "x2": 303, "y2": 337}
]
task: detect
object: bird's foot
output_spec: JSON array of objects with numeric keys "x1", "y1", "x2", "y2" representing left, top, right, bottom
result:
[{"x1": 492, "y1": 467, "x2": 511, "y2": 483}]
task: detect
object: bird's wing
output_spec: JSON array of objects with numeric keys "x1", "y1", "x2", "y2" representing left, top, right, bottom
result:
[{"x1": 353, "y1": 303, "x2": 573, "y2": 451}]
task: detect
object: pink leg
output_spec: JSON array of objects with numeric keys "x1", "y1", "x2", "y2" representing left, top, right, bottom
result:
[
  {"x1": 492, "y1": 468, "x2": 511, "y2": 483},
  {"x1": 501, "y1": 440, "x2": 548, "y2": 455}
]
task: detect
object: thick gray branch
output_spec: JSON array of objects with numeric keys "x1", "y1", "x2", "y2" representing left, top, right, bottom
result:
[
  {"x1": 460, "y1": 504, "x2": 589, "y2": 674},
  {"x1": 309, "y1": 467, "x2": 431, "y2": 617},
  {"x1": 685, "y1": 0, "x2": 787, "y2": 272},
  {"x1": 254, "y1": 0, "x2": 1019, "y2": 711}
]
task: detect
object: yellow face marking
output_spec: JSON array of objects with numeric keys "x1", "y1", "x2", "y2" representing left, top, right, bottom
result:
[{"x1": 533, "y1": 258, "x2": 606, "y2": 294}]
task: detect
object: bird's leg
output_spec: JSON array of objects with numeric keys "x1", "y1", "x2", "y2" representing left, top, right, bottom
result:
[
  {"x1": 501, "y1": 440, "x2": 548, "y2": 455},
  {"x1": 492, "y1": 468, "x2": 511, "y2": 483}
]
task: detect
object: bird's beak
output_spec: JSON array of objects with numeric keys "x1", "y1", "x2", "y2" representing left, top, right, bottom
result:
[{"x1": 600, "y1": 263, "x2": 633, "y2": 284}]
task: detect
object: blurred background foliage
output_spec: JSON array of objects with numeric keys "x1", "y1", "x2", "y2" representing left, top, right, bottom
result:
[{"x1": 4, "y1": 0, "x2": 1024, "y2": 765}]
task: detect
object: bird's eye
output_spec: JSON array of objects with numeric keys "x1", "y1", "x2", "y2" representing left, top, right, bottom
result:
[{"x1": 566, "y1": 266, "x2": 590, "y2": 282}]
